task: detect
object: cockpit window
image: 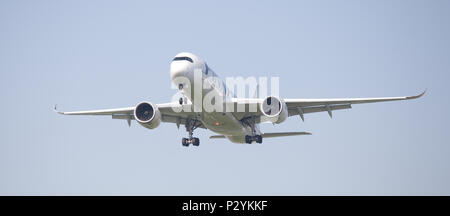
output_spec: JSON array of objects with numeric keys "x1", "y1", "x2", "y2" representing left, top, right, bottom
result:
[
  {"x1": 205, "y1": 63, "x2": 209, "y2": 75},
  {"x1": 172, "y1": 56, "x2": 193, "y2": 63}
]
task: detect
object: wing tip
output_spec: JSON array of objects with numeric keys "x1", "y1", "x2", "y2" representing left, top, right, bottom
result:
[
  {"x1": 53, "y1": 104, "x2": 64, "y2": 115},
  {"x1": 407, "y1": 89, "x2": 427, "y2": 100}
]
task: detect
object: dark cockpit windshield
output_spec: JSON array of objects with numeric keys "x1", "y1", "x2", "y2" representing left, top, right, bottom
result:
[{"x1": 172, "y1": 56, "x2": 193, "y2": 63}]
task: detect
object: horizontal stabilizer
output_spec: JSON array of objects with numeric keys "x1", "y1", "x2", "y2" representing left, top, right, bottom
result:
[
  {"x1": 261, "y1": 132, "x2": 311, "y2": 138},
  {"x1": 209, "y1": 132, "x2": 311, "y2": 139},
  {"x1": 210, "y1": 135, "x2": 226, "y2": 139}
]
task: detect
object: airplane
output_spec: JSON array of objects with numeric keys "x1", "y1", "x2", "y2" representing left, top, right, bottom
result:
[{"x1": 54, "y1": 52, "x2": 425, "y2": 146}]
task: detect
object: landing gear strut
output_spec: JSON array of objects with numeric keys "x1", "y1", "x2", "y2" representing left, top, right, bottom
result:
[
  {"x1": 182, "y1": 119, "x2": 200, "y2": 147},
  {"x1": 242, "y1": 117, "x2": 263, "y2": 144}
]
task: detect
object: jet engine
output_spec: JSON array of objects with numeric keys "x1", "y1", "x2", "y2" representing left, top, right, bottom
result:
[
  {"x1": 259, "y1": 96, "x2": 288, "y2": 124},
  {"x1": 134, "y1": 101, "x2": 161, "y2": 129}
]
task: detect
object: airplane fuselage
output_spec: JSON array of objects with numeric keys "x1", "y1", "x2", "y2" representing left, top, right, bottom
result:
[{"x1": 170, "y1": 52, "x2": 259, "y2": 143}]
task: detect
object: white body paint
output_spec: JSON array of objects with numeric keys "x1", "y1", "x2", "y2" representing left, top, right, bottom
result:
[{"x1": 170, "y1": 52, "x2": 260, "y2": 143}]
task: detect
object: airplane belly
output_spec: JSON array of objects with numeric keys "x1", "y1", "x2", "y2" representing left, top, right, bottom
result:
[
  {"x1": 201, "y1": 112, "x2": 246, "y2": 136},
  {"x1": 179, "y1": 72, "x2": 252, "y2": 137}
]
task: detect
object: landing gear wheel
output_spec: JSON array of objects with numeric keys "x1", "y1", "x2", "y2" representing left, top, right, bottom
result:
[
  {"x1": 192, "y1": 138, "x2": 200, "y2": 146},
  {"x1": 245, "y1": 135, "x2": 252, "y2": 144},
  {"x1": 256, "y1": 135, "x2": 263, "y2": 144},
  {"x1": 182, "y1": 138, "x2": 189, "y2": 147}
]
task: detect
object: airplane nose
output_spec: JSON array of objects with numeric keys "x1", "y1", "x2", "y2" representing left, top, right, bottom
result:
[{"x1": 170, "y1": 61, "x2": 190, "y2": 80}]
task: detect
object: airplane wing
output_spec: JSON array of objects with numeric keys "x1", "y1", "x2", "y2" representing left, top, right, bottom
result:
[
  {"x1": 284, "y1": 90, "x2": 426, "y2": 120},
  {"x1": 232, "y1": 90, "x2": 425, "y2": 121},
  {"x1": 54, "y1": 103, "x2": 205, "y2": 128},
  {"x1": 54, "y1": 105, "x2": 135, "y2": 115},
  {"x1": 55, "y1": 90, "x2": 425, "y2": 127}
]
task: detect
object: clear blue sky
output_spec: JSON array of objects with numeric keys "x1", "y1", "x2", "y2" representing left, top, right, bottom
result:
[{"x1": 1, "y1": 0, "x2": 449, "y2": 195}]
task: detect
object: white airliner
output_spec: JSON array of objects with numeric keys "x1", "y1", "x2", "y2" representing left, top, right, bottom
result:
[{"x1": 55, "y1": 52, "x2": 425, "y2": 146}]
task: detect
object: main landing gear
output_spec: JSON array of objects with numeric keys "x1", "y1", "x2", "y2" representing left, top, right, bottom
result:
[
  {"x1": 245, "y1": 135, "x2": 263, "y2": 144},
  {"x1": 182, "y1": 137, "x2": 199, "y2": 146},
  {"x1": 242, "y1": 117, "x2": 263, "y2": 144},
  {"x1": 182, "y1": 119, "x2": 200, "y2": 147}
]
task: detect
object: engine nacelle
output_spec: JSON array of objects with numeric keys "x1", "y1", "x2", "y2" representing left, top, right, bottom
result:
[
  {"x1": 134, "y1": 101, "x2": 161, "y2": 129},
  {"x1": 259, "y1": 96, "x2": 288, "y2": 124}
]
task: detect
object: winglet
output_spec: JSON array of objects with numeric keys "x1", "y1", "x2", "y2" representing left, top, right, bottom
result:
[
  {"x1": 406, "y1": 89, "x2": 427, "y2": 100},
  {"x1": 53, "y1": 104, "x2": 64, "y2": 114}
]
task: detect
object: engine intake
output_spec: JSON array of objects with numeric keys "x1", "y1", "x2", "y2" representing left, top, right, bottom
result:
[
  {"x1": 134, "y1": 102, "x2": 161, "y2": 129},
  {"x1": 259, "y1": 96, "x2": 287, "y2": 124}
]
